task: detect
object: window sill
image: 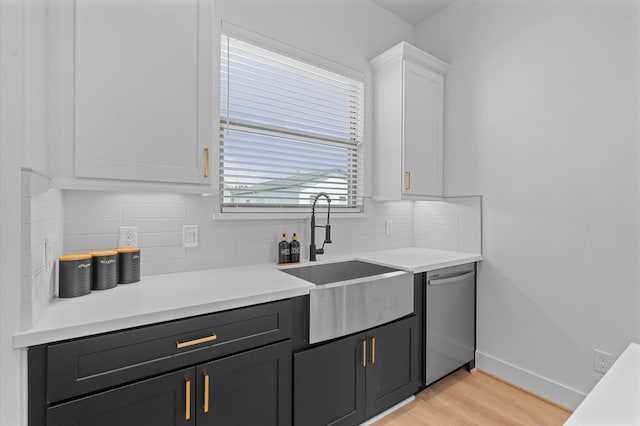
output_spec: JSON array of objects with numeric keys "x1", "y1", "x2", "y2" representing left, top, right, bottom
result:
[{"x1": 211, "y1": 211, "x2": 369, "y2": 221}]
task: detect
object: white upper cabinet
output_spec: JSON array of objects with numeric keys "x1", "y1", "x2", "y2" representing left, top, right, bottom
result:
[
  {"x1": 370, "y1": 42, "x2": 448, "y2": 200},
  {"x1": 51, "y1": 0, "x2": 213, "y2": 189}
]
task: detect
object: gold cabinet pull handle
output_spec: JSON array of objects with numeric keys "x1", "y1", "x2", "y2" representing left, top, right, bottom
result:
[
  {"x1": 185, "y1": 379, "x2": 191, "y2": 420},
  {"x1": 361, "y1": 339, "x2": 367, "y2": 367},
  {"x1": 371, "y1": 337, "x2": 376, "y2": 364},
  {"x1": 176, "y1": 333, "x2": 217, "y2": 349},
  {"x1": 204, "y1": 373, "x2": 210, "y2": 413},
  {"x1": 405, "y1": 171, "x2": 411, "y2": 191},
  {"x1": 204, "y1": 147, "x2": 210, "y2": 178}
]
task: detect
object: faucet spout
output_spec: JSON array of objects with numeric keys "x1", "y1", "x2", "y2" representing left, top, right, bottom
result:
[{"x1": 309, "y1": 192, "x2": 331, "y2": 261}]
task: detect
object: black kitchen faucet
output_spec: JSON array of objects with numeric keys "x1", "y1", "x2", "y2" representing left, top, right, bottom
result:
[{"x1": 309, "y1": 192, "x2": 331, "y2": 261}]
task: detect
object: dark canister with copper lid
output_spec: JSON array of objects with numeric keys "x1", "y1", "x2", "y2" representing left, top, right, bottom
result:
[
  {"x1": 58, "y1": 253, "x2": 92, "y2": 298},
  {"x1": 90, "y1": 250, "x2": 118, "y2": 290},
  {"x1": 117, "y1": 247, "x2": 140, "y2": 284}
]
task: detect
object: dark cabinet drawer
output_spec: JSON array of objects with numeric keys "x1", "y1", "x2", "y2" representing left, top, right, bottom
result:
[{"x1": 47, "y1": 300, "x2": 292, "y2": 403}]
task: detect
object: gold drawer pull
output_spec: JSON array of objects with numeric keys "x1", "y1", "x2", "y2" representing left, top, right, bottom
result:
[
  {"x1": 204, "y1": 373, "x2": 210, "y2": 413},
  {"x1": 371, "y1": 337, "x2": 376, "y2": 364},
  {"x1": 204, "y1": 147, "x2": 210, "y2": 178},
  {"x1": 185, "y1": 378, "x2": 191, "y2": 420},
  {"x1": 405, "y1": 171, "x2": 411, "y2": 191},
  {"x1": 361, "y1": 339, "x2": 367, "y2": 367},
  {"x1": 176, "y1": 333, "x2": 218, "y2": 349}
]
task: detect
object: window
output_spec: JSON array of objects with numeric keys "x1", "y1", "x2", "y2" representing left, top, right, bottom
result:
[{"x1": 219, "y1": 31, "x2": 364, "y2": 212}]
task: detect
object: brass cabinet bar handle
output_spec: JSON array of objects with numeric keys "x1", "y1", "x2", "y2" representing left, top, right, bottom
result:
[
  {"x1": 405, "y1": 171, "x2": 411, "y2": 191},
  {"x1": 204, "y1": 373, "x2": 210, "y2": 413},
  {"x1": 204, "y1": 147, "x2": 210, "y2": 178},
  {"x1": 371, "y1": 337, "x2": 376, "y2": 364},
  {"x1": 176, "y1": 333, "x2": 217, "y2": 349},
  {"x1": 361, "y1": 339, "x2": 367, "y2": 367},
  {"x1": 185, "y1": 379, "x2": 191, "y2": 420}
]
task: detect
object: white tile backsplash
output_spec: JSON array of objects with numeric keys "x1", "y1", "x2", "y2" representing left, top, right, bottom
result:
[
  {"x1": 60, "y1": 191, "x2": 482, "y2": 279},
  {"x1": 20, "y1": 169, "x2": 64, "y2": 330},
  {"x1": 414, "y1": 196, "x2": 482, "y2": 254},
  {"x1": 13, "y1": 189, "x2": 482, "y2": 328}
]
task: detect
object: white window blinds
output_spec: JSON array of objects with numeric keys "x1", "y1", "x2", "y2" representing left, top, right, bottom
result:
[{"x1": 220, "y1": 34, "x2": 364, "y2": 211}]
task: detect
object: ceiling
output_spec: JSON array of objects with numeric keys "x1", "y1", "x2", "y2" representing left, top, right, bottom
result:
[{"x1": 369, "y1": 0, "x2": 456, "y2": 25}]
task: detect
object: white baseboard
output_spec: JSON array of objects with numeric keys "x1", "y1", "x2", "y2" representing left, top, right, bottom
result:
[
  {"x1": 476, "y1": 350, "x2": 586, "y2": 410},
  {"x1": 359, "y1": 396, "x2": 415, "y2": 426}
]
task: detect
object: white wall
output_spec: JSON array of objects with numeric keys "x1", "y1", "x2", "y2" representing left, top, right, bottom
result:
[
  {"x1": 417, "y1": 0, "x2": 640, "y2": 408},
  {"x1": 2, "y1": 1, "x2": 30, "y2": 424}
]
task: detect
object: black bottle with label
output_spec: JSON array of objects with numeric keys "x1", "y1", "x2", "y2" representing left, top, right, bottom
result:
[
  {"x1": 278, "y1": 234, "x2": 290, "y2": 264},
  {"x1": 290, "y1": 233, "x2": 300, "y2": 263}
]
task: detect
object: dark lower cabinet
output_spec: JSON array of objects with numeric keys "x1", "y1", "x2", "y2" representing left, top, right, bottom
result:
[
  {"x1": 31, "y1": 300, "x2": 296, "y2": 426},
  {"x1": 47, "y1": 341, "x2": 291, "y2": 426},
  {"x1": 196, "y1": 340, "x2": 291, "y2": 426},
  {"x1": 365, "y1": 316, "x2": 420, "y2": 417},
  {"x1": 294, "y1": 334, "x2": 366, "y2": 426},
  {"x1": 48, "y1": 367, "x2": 193, "y2": 426},
  {"x1": 294, "y1": 316, "x2": 419, "y2": 426}
]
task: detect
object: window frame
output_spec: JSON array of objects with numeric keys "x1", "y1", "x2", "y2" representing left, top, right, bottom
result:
[{"x1": 218, "y1": 22, "x2": 365, "y2": 214}]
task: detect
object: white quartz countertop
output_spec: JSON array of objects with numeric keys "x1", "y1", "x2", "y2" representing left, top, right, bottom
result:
[
  {"x1": 564, "y1": 342, "x2": 640, "y2": 425},
  {"x1": 354, "y1": 247, "x2": 482, "y2": 273},
  {"x1": 13, "y1": 247, "x2": 481, "y2": 348}
]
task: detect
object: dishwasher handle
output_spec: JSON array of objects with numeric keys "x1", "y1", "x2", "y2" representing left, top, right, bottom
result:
[{"x1": 428, "y1": 271, "x2": 474, "y2": 286}]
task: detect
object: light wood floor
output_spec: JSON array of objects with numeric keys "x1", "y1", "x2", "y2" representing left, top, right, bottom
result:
[{"x1": 373, "y1": 369, "x2": 572, "y2": 426}]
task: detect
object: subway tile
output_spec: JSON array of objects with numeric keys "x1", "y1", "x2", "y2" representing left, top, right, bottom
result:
[
  {"x1": 139, "y1": 232, "x2": 182, "y2": 248},
  {"x1": 65, "y1": 190, "x2": 122, "y2": 204},
  {"x1": 425, "y1": 215, "x2": 459, "y2": 225},
  {"x1": 123, "y1": 203, "x2": 186, "y2": 219},
  {"x1": 459, "y1": 215, "x2": 482, "y2": 253},
  {"x1": 186, "y1": 194, "x2": 217, "y2": 218},
  {"x1": 185, "y1": 256, "x2": 220, "y2": 272},
  {"x1": 424, "y1": 202, "x2": 459, "y2": 216},
  {"x1": 141, "y1": 259, "x2": 186, "y2": 276},
  {"x1": 64, "y1": 218, "x2": 122, "y2": 235},
  {"x1": 122, "y1": 218, "x2": 185, "y2": 233},
  {"x1": 237, "y1": 240, "x2": 275, "y2": 265},
  {"x1": 140, "y1": 246, "x2": 185, "y2": 263},
  {"x1": 64, "y1": 234, "x2": 119, "y2": 253},
  {"x1": 65, "y1": 199, "x2": 122, "y2": 219},
  {"x1": 20, "y1": 301, "x2": 33, "y2": 331},
  {"x1": 424, "y1": 223, "x2": 459, "y2": 234},
  {"x1": 21, "y1": 273, "x2": 32, "y2": 303},
  {"x1": 122, "y1": 193, "x2": 186, "y2": 204}
]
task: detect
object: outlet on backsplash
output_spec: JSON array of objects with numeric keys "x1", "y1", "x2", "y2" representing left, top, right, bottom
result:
[{"x1": 118, "y1": 226, "x2": 138, "y2": 248}]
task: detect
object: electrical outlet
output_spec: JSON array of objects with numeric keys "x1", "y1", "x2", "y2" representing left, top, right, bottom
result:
[
  {"x1": 385, "y1": 219, "x2": 393, "y2": 236},
  {"x1": 183, "y1": 225, "x2": 198, "y2": 248},
  {"x1": 119, "y1": 226, "x2": 139, "y2": 248},
  {"x1": 593, "y1": 349, "x2": 614, "y2": 374}
]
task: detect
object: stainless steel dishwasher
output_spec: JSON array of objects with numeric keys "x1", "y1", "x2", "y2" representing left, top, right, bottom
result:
[{"x1": 425, "y1": 263, "x2": 476, "y2": 385}]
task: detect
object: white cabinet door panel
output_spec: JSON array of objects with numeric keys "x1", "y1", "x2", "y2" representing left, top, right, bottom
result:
[
  {"x1": 74, "y1": 0, "x2": 206, "y2": 184},
  {"x1": 402, "y1": 60, "x2": 444, "y2": 197}
]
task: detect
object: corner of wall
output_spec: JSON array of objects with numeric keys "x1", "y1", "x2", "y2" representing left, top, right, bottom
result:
[{"x1": 20, "y1": 168, "x2": 64, "y2": 330}]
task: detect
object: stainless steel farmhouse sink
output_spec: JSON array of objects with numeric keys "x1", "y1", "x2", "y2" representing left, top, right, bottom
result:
[{"x1": 281, "y1": 260, "x2": 414, "y2": 344}]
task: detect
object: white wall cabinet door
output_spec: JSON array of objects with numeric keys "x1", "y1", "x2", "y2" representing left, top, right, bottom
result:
[
  {"x1": 371, "y1": 42, "x2": 447, "y2": 200},
  {"x1": 73, "y1": 0, "x2": 212, "y2": 185},
  {"x1": 402, "y1": 60, "x2": 444, "y2": 197}
]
